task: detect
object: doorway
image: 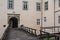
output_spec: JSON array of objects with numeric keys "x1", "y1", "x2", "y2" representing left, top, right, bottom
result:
[{"x1": 9, "y1": 17, "x2": 18, "y2": 28}]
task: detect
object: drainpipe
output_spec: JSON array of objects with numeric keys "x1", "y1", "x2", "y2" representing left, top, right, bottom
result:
[
  {"x1": 40, "y1": 0, "x2": 43, "y2": 33},
  {"x1": 54, "y1": 0, "x2": 55, "y2": 33}
]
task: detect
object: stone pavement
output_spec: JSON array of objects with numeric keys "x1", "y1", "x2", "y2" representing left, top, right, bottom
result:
[{"x1": 6, "y1": 28, "x2": 39, "y2": 40}]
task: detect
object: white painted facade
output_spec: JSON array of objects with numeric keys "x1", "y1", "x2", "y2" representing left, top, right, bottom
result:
[
  {"x1": 42, "y1": 0, "x2": 60, "y2": 33},
  {"x1": 55, "y1": 0, "x2": 60, "y2": 26},
  {"x1": 0, "y1": 0, "x2": 41, "y2": 39},
  {"x1": 0, "y1": 0, "x2": 60, "y2": 39},
  {"x1": 42, "y1": 0, "x2": 55, "y2": 33}
]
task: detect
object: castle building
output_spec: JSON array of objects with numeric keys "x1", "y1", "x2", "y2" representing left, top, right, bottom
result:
[{"x1": 0, "y1": 0, "x2": 60, "y2": 39}]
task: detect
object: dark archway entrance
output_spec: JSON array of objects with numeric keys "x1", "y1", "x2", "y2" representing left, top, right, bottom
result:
[{"x1": 9, "y1": 17, "x2": 18, "y2": 28}]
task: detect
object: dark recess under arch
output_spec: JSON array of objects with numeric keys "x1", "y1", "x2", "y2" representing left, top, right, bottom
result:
[{"x1": 9, "y1": 17, "x2": 18, "y2": 28}]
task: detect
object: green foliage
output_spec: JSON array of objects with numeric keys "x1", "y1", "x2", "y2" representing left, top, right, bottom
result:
[{"x1": 43, "y1": 37, "x2": 54, "y2": 40}]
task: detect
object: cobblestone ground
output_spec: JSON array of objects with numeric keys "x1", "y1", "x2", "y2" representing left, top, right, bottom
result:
[{"x1": 6, "y1": 28, "x2": 39, "y2": 40}]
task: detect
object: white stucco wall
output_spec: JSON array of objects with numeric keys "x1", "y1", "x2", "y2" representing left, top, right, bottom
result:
[
  {"x1": 55, "y1": 0, "x2": 60, "y2": 26},
  {"x1": 55, "y1": 0, "x2": 60, "y2": 11},
  {"x1": 54, "y1": 0, "x2": 60, "y2": 33},
  {"x1": 55, "y1": 12, "x2": 60, "y2": 26},
  {"x1": 42, "y1": 0, "x2": 60, "y2": 33},
  {"x1": 42, "y1": 0, "x2": 54, "y2": 33},
  {"x1": 7, "y1": 0, "x2": 41, "y2": 35},
  {"x1": 0, "y1": 0, "x2": 8, "y2": 39},
  {"x1": 1, "y1": 0, "x2": 60, "y2": 38},
  {"x1": 43, "y1": 0, "x2": 54, "y2": 27},
  {"x1": 0, "y1": 0, "x2": 41, "y2": 38}
]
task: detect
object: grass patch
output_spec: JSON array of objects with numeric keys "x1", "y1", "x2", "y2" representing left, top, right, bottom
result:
[{"x1": 43, "y1": 37, "x2": 54, "y2": 40}]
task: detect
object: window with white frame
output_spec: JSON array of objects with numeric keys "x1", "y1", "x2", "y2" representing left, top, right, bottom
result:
[
  {"x1": 59, "y1": 0, "x2": 60, "y2": 6},
  {"x1": 58, "y1": 16, "x2": 60, "y2": 23},
  {"x1": 37, "y1": 19, "x2": 40, "y2": 25},
  {"x1": 45, "y1": 1, "x2": 48, "y2": 10},
  {"x1": 44, "y1": 17, "x2": 46, "y2": 22},
  {"x1": 23, "y1": 1, "x2": 28, "y2": 10},
  {"x1": 8, "y1": 0, "x2": 14, "y2": 9},
  {"x1": 36, "y1": 2, "x2": 41, "y2": 11}
]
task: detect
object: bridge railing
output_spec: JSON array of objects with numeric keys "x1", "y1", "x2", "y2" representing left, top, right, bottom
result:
[
  {"x1": 39, "y1": 26, "x2": 60, "y2": 40},
  {"x1": 1, "y1": 26, "x2": 10, "y2": 40},
  {"x1": 41, "y1": 26, "x2": 60, "y2": 34},
  {"x1": 20, "y1": 25, "x2": 36, "y2": 36}
]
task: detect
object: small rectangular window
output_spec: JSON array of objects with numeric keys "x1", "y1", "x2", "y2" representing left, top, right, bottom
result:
[
  {"x1": 8, "y1": 0, "x2": 14, "y2": 9},
  {"x1": 59, "y1": 0, "x2": 60, "y2": 6},
  {"x1": 23, "y1": 1, "x2": 28, "y2": 10},
  {"x1": 44, "y1": 17, "x2": 46, "y2": 22},
  {"x1": 36, "y1": 3, "x2": 41, "y2": 11},
  {"x1": 45, "y1": 1, "x2": 48, "y2": 10},
  {"x1": 58, "y1": 16, "x2": 60, "y2": 23},
  {"x1": 37, "y1": 19, "x2": 40, "y2": 25}
]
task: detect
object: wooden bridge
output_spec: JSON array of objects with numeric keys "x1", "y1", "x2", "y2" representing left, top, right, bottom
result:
[{"x1": 1, "y1": 26, "x2": 39, "y2": 40}]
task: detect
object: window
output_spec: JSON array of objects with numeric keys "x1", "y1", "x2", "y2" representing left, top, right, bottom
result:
[
  {"x1": 36, "y1": 3, "x2": 41, "y2": 11},
  {"x1": 59, "y1": 0, "x2": 60, "y2": 6},
  {"x1": 45, "y1": 1, "x2": 48, "y2": 10},
  {"x1": 44, "y1": 17, "x2": 46, "y2": 22},
  {"x1": 37, "y1": 19, "x2": 40, "y2": 25},
  {"x1": 58, "y1": 16, "x2": 60, "y2": 23},
  {"x1": 23, "y1": 1, "x2": 28, "y2": 10},
  {"x1": 8, "y1": 0, "x2": 14, "y2": 9}
]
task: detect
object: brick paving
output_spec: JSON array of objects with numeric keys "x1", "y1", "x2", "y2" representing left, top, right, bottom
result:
[{"x1": 6, "y1": 28, "x2": 39, "y2": 40}]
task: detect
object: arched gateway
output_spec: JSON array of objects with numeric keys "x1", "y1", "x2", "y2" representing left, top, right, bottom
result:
[
  {"x1": 9, "y1": 17, "x2": 18, "y2": 28},
  {"x1": 8, "y1": 14, "x2": 20, "y2": 28}
]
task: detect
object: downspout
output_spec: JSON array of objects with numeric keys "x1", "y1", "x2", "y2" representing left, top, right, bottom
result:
[
  {"x1": 54, "y1": 0, "x2": 55, "y2": 33},
  {"x1": 40, "y1": 0, "x2": 43, "y2": 33}
]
